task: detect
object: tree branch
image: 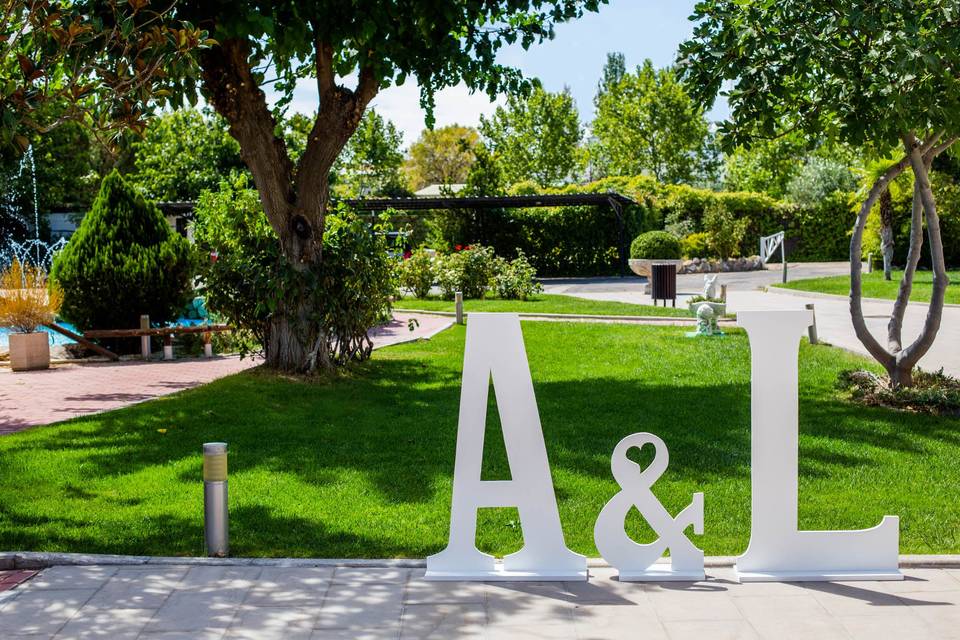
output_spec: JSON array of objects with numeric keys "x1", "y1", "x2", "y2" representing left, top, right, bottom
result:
[
  {"x1": 199, "y1": 38, "x2": 294, "y2": 233},
  {"x1": 898, "y1": 132, "x2": 952, "y2": 368}
]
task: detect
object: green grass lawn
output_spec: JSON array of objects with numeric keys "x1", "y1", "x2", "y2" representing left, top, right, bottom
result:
[
  {"x1": 775, "y1": 270, "x2": 960, "y2": 304},
  {"x1": 396, "y1": 293, "x2": 691, "y2": 317},
  {"x1": 1, "y1": 322, "x2": 958, "y2": 558}
]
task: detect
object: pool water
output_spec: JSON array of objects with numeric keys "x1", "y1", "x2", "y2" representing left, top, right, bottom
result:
[{"x1": 0, "y1": 322, "x2": 80, "y2": 347}]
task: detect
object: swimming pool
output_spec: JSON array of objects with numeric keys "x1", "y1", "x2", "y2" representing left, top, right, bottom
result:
[{"x1": 0, "y1": 322, "x2": 79, "y2": 347}]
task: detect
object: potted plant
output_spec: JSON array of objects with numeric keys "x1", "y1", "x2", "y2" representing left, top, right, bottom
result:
[
  {"x1": 628, "y1": 231, "x2": 683, "y2": 278},
  {"x1": 0, "y1": 260, "x2": 63, "y2": 371}
]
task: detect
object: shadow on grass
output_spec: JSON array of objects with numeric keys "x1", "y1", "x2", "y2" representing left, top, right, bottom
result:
[{"x1": 0, "y1": 324, "x2": 958, "y2": 557}]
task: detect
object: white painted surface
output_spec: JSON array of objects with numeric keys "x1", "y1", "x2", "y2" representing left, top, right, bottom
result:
[
  {"x1": 594, "y1": 433, "x2": 704, "y2": 581},
  {"x1": 735, "y1": 310, "x2": 901, "y2": 582},
  {"x1": 426, "y1": 313, "x2": 586, "y2": 581}
]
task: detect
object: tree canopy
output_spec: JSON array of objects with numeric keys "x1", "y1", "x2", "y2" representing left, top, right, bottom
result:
[
  {"x1": 130, "y1": 109, "x2": 244, "y2": 202},
  {"x1": 332, "y1": 109, "x2": 406, "y2": 198},
  {"x1": 678, "y1": 0, "x2": 960, "y2": 151},
  {"x1": 0, "y1": 0, "x2": 208, "y2": 151},
  {"x1": 591, "y1": 59, "x2": 712, "y2": 184},
  {"x1": 480, "y1": 85, "x2": 583, "y2": 186},
  {"x1": 405, "y1": 125, "x2": 480, "y2": 190}
]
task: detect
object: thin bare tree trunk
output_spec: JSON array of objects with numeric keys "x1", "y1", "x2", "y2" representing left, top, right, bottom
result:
[
  {"x1": 890, "y1": 133, "x2": 951, "y2": 386},
  {"x1": 887, "y1": 180, "x2": 923, "y2": 354},
  {"x1": 879, "y1": 189, "x2": 895, "y2": 280},
  {"x1": 849, "y1": 132, "x2": 951, "y2": 387}
]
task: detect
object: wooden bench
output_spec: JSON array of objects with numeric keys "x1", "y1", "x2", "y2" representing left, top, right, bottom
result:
[{"x1": 83, "y1": 324, "x2": 232, "y2": 360}]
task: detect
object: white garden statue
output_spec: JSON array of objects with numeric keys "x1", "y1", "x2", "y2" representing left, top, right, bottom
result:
[{"x1": 704, "y1": 274, "x2": 719, "y2": 299}]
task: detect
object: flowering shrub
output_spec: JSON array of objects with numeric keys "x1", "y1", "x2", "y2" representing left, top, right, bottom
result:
[
  {"x1": 399, "y1": 249, "x2": 435, "y2": 298},
  {"x1": 436, "y1": 245, "x2": 499, "y2": 299},
  {"x1": 494, "y1": 251, "x2": 542, "y2": 300}
]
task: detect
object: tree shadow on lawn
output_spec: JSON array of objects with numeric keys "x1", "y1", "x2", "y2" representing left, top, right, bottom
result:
[
  {"x1": 1, "y1": 328, "x2": 958, "y2": 557},
  {"x1": 0, "y1": 501, "x2": 421, "y2": 558},
  {"x1": 6, "y1": 363, "x2": 926, "y2": 498}
]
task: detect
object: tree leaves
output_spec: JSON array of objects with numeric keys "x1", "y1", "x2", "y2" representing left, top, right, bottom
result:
[{"x1": 678, "y1": 0, "x2": 960, "y2": 152}]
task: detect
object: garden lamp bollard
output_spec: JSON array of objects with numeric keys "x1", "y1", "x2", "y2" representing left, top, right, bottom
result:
[
  {"x1": 203, "y1": 442, "x2": 229, "y2": 557},
  {"x1": 455, "y1": 291, "x2": 464, "y2": 325},
  {"x1": 203, "y1": 331, "x2": 213, "y2": 358},
  {"x1": 805, "y1": 303, "x2": 819, "y2": 345},
  {"x1": 163, "y1": 334, "x2": 174, "y2": 360},
  {"x1": 140, "y1": 315, "x2": 151, "y2": 360}
]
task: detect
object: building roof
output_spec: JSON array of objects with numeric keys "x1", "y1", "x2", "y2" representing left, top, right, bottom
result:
[{"x1": 413, "y1": 183, "x2": 466, "y2": 197}]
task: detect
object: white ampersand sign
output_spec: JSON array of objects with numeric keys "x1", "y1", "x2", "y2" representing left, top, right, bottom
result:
[{"x1": 594, "y1": 433, "x2": 705, "y2": 581}]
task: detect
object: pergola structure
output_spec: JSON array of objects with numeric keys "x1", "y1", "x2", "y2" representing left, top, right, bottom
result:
[
  {"x1": 154, "y1": 191, "x2": 638, "y2": 275},
  {"x1": 343, "y1": 192, "x2": 637, "y2": 276}
]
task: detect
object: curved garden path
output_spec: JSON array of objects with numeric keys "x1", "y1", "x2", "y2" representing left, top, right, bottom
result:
[{"x1": 0, "y1": 312, "x2": 452, "y2": 434}]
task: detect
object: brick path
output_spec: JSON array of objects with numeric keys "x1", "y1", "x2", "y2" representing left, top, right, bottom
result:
[
  {"x1": 1, "y1": 564, "x2": 959, "y2": 638},
  {"x1": 0, "y1": 313, "x2": 451, "y2": 434}
]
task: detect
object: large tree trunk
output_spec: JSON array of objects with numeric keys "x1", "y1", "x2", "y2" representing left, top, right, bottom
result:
[
  {"x1": 850, "y1": 132, "x2": 953, "y2": 388},
  {"x1": 199, "y1": 38, "x2": 379, "y2": 373}
]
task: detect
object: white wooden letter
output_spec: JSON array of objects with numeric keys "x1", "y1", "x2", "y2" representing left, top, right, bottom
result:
[
  {"x1": 594, "y1": 433, "x2": 704, "y2": 581},
  {"x1": 426, "y1": 313, "x2": 586, "y2": 581},
  {"x1": 736, "y1": 310, "x2": 901, "y2": 582}
]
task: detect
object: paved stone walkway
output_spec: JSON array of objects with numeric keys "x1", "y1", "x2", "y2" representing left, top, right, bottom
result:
[
  {"x1": 0, "y1": 564, "x2": 959, "y2": 638},
  {"x1": 0, "y1": 313, "x2": 452, "y2": 434}
]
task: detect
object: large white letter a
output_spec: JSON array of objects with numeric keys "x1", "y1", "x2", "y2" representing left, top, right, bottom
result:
[{"x1": 426, "y1": 313, "x2": 586, "y2": 581}]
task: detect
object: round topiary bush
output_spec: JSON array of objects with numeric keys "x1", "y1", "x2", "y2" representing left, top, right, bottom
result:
[
  {"x1": 51, "y1": 170, "x2": 195, "y2": 331},
  {"x1": 630, "y1": 231, "x2": 682, "y2": 260}
]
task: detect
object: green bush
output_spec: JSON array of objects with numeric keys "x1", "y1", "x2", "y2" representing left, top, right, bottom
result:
[
  {"x1": 630, "y1": 231, "x2": 682, "y2": 260},
  {"x1": 704, "y1": 202, "x2": 749, "y2": 260},
  {"x1": 436, "y1": 245, "x2": 499, "y2": 299},
  {"x1": 494, "y1": 251, "x2": 542, "y2": 300},
  {"x1": 50, "y1": 171, "x2": 194, "y2": 332},
  {"x1": 192, "y1": 176, "x2": 396, "y2": 363},
  {"x1": 680, "y1": 232, "x2": 712, "y2": 258},
  {"x1": 399, "y1": 249, "x2": 436, "y2": 298}
]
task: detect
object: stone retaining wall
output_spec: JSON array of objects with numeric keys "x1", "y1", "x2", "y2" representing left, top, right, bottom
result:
[{"x1": 680, "y1": 256, "x2": 764, "y2": 274}]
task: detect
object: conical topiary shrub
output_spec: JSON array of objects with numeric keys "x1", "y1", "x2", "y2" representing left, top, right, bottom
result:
[{"x1": 51, "y1": 170, "x2": 194, "y2": 332}]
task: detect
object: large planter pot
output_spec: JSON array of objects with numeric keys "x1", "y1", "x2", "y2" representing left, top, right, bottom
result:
[
  {"x1": 8, "y1": 331, "x2": 50, "y2": 371},
  {"x1": 628, "y1": 259, "x2": 682, "y2": 278}
]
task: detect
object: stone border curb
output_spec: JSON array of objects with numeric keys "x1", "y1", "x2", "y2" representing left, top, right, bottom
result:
[
  {"x1": 765, "y1": 285, "x2": 960, "y2": 309},
  {"x1": 3, "y1": 552, "x2": 958, "y2": 570},
  {"x1": 394, "y1": 309, "x2": 736, "y2": 326}
]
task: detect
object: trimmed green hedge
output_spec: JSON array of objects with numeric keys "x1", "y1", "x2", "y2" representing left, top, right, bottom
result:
[{"x1": 433, "y1": 175, "x2": 861, "y2": 276}]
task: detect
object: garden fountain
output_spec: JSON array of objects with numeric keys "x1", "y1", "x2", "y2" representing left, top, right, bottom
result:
[{"x1": 1, "y1": 145, "x2": 68, "y2": 272}]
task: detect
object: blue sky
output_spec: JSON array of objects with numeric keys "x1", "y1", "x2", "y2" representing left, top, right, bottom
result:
[{"x1": 278, "y1": 1, "x2": 719, "y2": 147}]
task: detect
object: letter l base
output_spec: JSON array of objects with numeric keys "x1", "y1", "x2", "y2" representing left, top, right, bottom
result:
[{"x1": 735, "y1": 568, "x2": 903, "y2": 583}]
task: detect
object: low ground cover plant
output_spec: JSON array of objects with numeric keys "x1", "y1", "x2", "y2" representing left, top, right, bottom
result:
[{"x1": 837, "y1": 368, "x2": 960, "y2": 416}]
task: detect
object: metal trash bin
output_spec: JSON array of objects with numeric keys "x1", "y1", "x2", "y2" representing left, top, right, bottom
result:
[{"x1": 650, "y1": 263, "x2": 677, "y2": 307}]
